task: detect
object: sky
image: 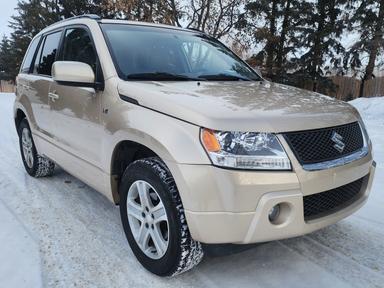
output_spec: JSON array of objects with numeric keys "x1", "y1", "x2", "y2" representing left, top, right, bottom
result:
[{"x1": 0, "y1": 0, "x2": 18, "y2": 38}]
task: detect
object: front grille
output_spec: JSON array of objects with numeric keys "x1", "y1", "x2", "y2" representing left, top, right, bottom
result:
[
  {"x1": 303, "y1": 176, "x2": 366, "y2": 220},
  {"x1": 284, "y1": 122, "x2": 364, "y2": 165}
]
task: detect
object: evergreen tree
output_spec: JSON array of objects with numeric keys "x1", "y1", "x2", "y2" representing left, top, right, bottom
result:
[
  {"x1": 59, "y1": 0, "x2": 103, "y2": 18},
  {"x1": 344, "y1": 0, "x2": 384, "y2": 97},
  {"x1": 0, "y1": 36, "x2": 16, "y2": 81},
  {"x1": 292, "y1": 0, "x2": 347, "y2": 92},
  {"x1": 237, "y1": 0, "x2": 305, "y2": 79},
  {"x1": 238, "y1": 0, "x2": 282, "y2": 77},
  {"x1": 8, "y1": 0, "x2": 61, "y2": 79}
]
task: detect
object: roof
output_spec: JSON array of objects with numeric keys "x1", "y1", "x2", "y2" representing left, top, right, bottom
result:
[{"x1": 36, "y1": 14, "x2": 194, "y2": 37}]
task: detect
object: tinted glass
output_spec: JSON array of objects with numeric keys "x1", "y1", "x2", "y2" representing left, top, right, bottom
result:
[
  {"x1": 20, "y1": 36, "x2": 41, "y2": 73},
  {"x1": 37, "y1": 31, "x2": 61, "y2": 76},
  {"x1": 62, "y1": 28, "x2": 97, "y2": 72},
  {"x1": 101, "y1": 24, "x2": 261, "y2": 81},
  {"x1": 33, "y1": 38, "x2": 44, "y2": 74}
]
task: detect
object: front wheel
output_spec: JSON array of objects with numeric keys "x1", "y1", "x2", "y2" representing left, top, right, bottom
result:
[{"x1": 119, "y1": 157, "x2": 203, "y2": 276}]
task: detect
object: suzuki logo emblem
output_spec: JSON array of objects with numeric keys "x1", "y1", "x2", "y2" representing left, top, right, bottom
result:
[{"x1": 331, "y1": 132, "x2": 345, "y2": 153}]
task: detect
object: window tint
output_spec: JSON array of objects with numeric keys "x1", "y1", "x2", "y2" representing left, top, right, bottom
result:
[
  {"x1": 36, "y1": 31, "x2": 61, "y2": 76},
  {"x1": 62, "y1": 28, "x2": 97, "y2": 72},
  {"x1": 20, "y1": 36, "x2": 40, "y2": 73},
  {"x1": 33, "y1": 38, "x2": 44, "y2": 74}
]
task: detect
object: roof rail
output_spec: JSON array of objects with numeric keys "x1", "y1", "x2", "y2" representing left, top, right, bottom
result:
[
  {"x1": 55, "y1": 14, "x2": 101, "y2": 25},
  {"x1": 68, "y1": 14, "x2": 101, "y2": 21},
  {"x1": 38, "y1": 14, "x2": 102, "y2": 35}
]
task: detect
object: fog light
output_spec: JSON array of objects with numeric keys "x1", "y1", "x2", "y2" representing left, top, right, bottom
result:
[{"x1": 268, "y1": 204, "x2": 281, "y2": 222}]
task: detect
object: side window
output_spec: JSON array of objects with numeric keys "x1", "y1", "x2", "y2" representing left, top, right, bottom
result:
[
  {"x1": 33, "y1": 37, "x2": 45, "y2": 74},
  {"x1": 36, "y1": 31, "x2": 62, "y2": 76},
  {"x1": 62, "y1": 28, "x2": 97, "y2": 73},
  {"x1": 20, "y1": 36, "x2": 41, "y2": 73}
]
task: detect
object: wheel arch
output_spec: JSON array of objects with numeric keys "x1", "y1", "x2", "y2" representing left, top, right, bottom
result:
[
  {"x1": 15, "y1": 108, "x2": 27, "y2": 132},
  {"x1": 13, "y1": 95, "x2": 36, "y2": 133},
  {"x1": 109, "y1": 139, "x2": 164, "y2": 204}
]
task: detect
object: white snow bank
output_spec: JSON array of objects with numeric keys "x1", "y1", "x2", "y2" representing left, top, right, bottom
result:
[
  {"x1": 350, "y1": 97, "x2": 384, "y2": 170},
  {"x1": 0, "y1": 201, "x2": 42, "y2": 287},
  {"x1": 350, "y1": 97, "x2": 384, "y2": 120},
  {"x1": 0, "y1": 93, "x2": 41, "y2": 287}
]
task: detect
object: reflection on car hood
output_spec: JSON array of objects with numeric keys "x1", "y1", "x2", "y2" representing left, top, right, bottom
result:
[{"x1": 117, "y1": 80, "x2": 361, "y2": 132}]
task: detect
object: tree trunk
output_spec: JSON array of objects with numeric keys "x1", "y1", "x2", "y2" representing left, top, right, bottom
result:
[
  {"x1": 311, "y1": 0, "x2": 327, "y2": 92},
  {"x1": 265, "y1": 0, "x2": 278, "y2": 77},
  {"x1": 169, "y1": 0, "x2": 182, "y2": 26},
  {"x1": 360, "y1": 0, "x2": 384, "y2": 97},
  {"x1": 201, "y1": 0, "x2": 212, "y2": 32},
  {"x1": 276, "y1": 0, "x2": 291, "y2": 73}
]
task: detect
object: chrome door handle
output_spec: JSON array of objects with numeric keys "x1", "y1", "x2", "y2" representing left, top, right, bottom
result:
[{"x1": 48, "y1": 92, "x2": 60, "y2": 102}]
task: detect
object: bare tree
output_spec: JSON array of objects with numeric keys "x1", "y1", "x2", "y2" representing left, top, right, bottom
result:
[
  {"x1": 100, "y1": 0, "x2": 244, "y2": 39},
  {"x1": 101, "y1": 0, "x2": 177, "y2": 24},
  {"x1": 184, "y1": 0, "x2": 244, "y2": 38}
]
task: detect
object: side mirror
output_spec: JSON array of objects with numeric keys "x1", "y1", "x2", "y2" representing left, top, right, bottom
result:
[{"x1": 52, "y1": 61, "x2": 96, "y2": 88}]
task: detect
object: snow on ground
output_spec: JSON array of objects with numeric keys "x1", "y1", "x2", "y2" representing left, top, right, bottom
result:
[{"x1": 0, "y1": 92, "x2": 383, "y2": 288}]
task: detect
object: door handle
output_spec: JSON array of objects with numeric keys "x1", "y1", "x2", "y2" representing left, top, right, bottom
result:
[
  {"x1": 21, "y1": 84, "x2": 30, "y2": 90},
  {"x1": 48, "y1": 92, "x2": 60, "y2": 102}
]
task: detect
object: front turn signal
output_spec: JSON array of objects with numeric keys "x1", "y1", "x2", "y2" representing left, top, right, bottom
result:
[{"x1": 201, "y1": 129, "x2": 221, "y2": 152}]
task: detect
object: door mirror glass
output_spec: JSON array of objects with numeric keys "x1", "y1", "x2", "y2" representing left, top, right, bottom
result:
[{"x1": 52, "y1": 61, "x2": 95, "y2": 88}]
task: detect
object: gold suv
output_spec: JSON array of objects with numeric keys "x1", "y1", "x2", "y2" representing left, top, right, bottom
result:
[{"x1": 14, "y1": 15, "x2": 376, "y2": 276}]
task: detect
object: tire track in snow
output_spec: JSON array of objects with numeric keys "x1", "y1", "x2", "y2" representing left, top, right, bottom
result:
[{"x1": 280, "y1": 233, "x2": 384, "y2": 288}]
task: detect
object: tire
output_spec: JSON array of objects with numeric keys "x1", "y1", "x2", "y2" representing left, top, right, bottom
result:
[
  {"x1": 119, "y1": 157, "x2": 204, "y2": 276},
  {"x1": 18, "y1": 119, "x2": 55, "y2": 178}
]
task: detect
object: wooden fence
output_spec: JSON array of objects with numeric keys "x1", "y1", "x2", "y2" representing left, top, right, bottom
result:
[
  {"x1": 328, "y1": 76, "x2": 384, "y2": 100},
  {"x1": 0, "y1": 80, "x2": 15, "y2": 93},
  {"x1": 363, "y1": 77, "x2": 384, "y2": 98}
]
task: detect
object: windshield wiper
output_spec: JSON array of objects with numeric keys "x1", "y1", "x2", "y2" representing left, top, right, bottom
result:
[
  {"x1": 126, "y1": 72, "x2": 201, "y2": 81},
  {"x1": 198, "y1": 73, "x2": 252, "y2": 81}
]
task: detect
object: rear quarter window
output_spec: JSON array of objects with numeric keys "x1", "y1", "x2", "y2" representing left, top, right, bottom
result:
[{"x1": 20, "y1": 36, "x2": 41, "y2": 74}]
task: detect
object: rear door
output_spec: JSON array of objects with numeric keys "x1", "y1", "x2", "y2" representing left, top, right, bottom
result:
[
  {"x1": 16, "y1": 35, "x2": 44, "y2": 132},
  {"x1": 27, "y1": 30, "x2": 63, "y2": 136},
  {"x1": 47, "y1": 26, "x2": 103, "y2": 168}
]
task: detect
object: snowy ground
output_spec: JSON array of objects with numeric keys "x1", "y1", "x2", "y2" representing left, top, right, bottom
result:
[{"x1": 0, "y1": 92, "x2": 383, "y2": 288}]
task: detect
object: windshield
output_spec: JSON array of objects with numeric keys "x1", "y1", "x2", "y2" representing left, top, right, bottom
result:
[{"x1": 101, "y1": 24, "x2": 262, "y2": 81}]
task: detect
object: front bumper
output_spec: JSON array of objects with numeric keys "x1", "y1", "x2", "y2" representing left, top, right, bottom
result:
[{"x1": 166, "y1": 152, "x2": 375, "y2": 244}]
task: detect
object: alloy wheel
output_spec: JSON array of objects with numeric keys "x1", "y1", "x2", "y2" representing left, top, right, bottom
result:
[
  {"x1": 21, "y1": 127, "x2": 34, "y2": 168},
  {"x1": 126, "y1": 180, "x2": 169, "y2": 259}
]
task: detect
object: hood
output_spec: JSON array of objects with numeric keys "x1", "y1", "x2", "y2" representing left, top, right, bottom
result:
[{"x1": 117, "y1": 80, "x2": 361, "y2": 133}]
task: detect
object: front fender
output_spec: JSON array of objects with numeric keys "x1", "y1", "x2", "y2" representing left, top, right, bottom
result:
[{"x1": 102, "y1": 102, "x2": 210, "y2": 174}]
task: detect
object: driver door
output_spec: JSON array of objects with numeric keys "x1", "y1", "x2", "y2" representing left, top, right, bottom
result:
[{"x1": 48, "y1": 26, "x2": 103, "y2": 168}]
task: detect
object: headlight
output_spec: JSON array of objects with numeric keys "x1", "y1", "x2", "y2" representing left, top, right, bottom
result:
[{"x1": 201, "y1": 129, "x2": 291, "y2": 170}]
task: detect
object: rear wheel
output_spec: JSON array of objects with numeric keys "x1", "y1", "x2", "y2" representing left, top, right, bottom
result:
[
  {"x1": 119, "y1": 157, "x2": 203, "y2": 276},
  {"x1": 18, "y1": 119, "x2": 55, "y2": 177}
]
